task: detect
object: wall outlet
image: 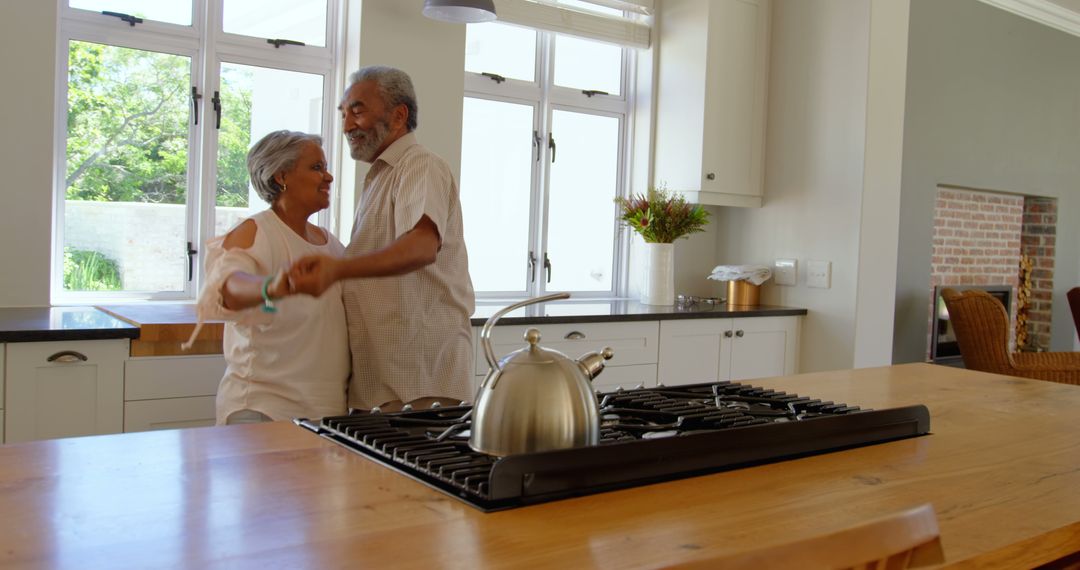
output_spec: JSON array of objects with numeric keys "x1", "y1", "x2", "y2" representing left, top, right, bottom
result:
[
  {"x1": 774, "y1": 259, "x2": 797, "y2": 286},
  {"x1": 807, "y1": 260, "x2": 831, "y2": 289}
]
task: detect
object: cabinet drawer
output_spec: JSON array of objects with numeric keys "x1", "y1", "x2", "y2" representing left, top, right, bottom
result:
[
  {"x1": 475, "y1": 321, "x2": 659, "y2": 375},
  {"x1": 125, "y1": 356, "x2": 225, "y2": 401},
  {"x1": 591, "y1": 364, "x2": 657, "y2": 393},
  {"x1": 124, "y1": 396, "x2": 216, "y2": 432}
]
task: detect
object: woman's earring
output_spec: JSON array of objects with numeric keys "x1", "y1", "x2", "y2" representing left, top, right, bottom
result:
[{"x1": 281, "y1": 183, "x2": 288, "y2": 193}]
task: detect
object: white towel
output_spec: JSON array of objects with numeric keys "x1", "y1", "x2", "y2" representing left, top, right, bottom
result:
[{"x1": 707, "y1": 264, "x2": 773, "y2": 286}]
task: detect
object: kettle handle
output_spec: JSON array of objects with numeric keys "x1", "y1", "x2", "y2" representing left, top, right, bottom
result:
[{"x1": 480, "y1": 292, "x2": 570, "y2": 371}]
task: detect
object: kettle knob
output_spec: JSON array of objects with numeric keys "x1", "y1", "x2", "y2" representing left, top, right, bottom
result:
[{"x1": 576, "y1": 347, "x2": 615, "y2": 381}]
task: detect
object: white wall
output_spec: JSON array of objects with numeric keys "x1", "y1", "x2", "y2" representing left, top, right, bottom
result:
[
  {"x1": 894, "y1": 0, "x2": 1080, "y2": 360},
  {"x1": 715, "y1": 0, "x2": 874, "y2": 373},
  {"x1": 350, "y1": 0, "x2": 466, "y2": 212},
  {"x1": 0, "y1": 0, "x2": 56, "y2": 307}
]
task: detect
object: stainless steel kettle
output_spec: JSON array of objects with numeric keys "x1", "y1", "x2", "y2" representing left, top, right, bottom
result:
[{"x1": 469, "y1": 293, "x2": 614, "y2": 457}]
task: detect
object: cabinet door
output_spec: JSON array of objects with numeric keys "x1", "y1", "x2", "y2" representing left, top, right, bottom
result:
[
  {"x1": 658, "y1": 319, "x2": 731, "y2": 386},
  {"x1": 591, "y1": 364, "x2": 658, "y2": 393},
  {"x1": 5, "y1": 339, "x2": 127, "y2": 443},
  {"x1": 728, "y1": 317, "x2": 799, "y2": 381}
]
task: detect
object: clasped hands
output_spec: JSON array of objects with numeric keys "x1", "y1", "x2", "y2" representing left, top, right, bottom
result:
[{"x1": 267, "y1": 254, "x2": 339, "y2": 299}]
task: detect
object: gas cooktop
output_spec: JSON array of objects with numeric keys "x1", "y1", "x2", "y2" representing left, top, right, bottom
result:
[{"x1": 296, "y1": 381, "x2": 930, "y2": 511}]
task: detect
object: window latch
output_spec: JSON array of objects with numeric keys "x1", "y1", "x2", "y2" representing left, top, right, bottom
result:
[
  {"x1": 186, "y1": 241, "x2": 198, "y2": 282},
  {"x1": 528, "y1": 251, "x2": 537, "y2": 283},
  {"x1": 548, "y1": 132, "x2": 556, "y2": 163},
  {"x1": 211, "y1": 91, "x2": 222, "y2": 129},
  {"x1": 533, "y1": 130, "x2": 542, "y2": 163},
  {"x1": 102, "y1": 11, "x2": 143, "y2": 26},
  {"x1": 191, "y1": 87, "x2": 202, "y2": 126},
  {"x1": 267, "y1": 38, "x2": 306, "y2": 48},
  {"x1": 481, "y1": 72, "x2": 506, "y2": 84},
  {"x1": 543, "y1": 253, "x2": 552, "y2": 284},
  {"x1": 582, "y1": 89, "x2": 609, "y2": 98}
]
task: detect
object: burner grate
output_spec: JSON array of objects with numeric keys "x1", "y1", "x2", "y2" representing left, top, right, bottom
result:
[{"x1": 299, "y1": 381, "x2": 930, "y2": 511}]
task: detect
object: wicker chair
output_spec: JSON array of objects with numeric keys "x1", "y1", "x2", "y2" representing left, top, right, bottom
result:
[
  {"x1": 1068, "y1": 287, "x2": 1080, "y2": 341},
  {"x1": 940, "y1": 288, "x2": 1080, "y2": 385},
  {"x1": 663, "y1": 503, "x2": 944, "y2": 569}
]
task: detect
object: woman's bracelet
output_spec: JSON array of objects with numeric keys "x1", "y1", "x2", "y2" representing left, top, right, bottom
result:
[{"x1": 261, "y1": 275, "x2": 278, "y2": 313}]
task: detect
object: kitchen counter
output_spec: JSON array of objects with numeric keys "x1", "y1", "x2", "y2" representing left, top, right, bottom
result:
[
  {"x1": 470, "y1": 298, "x2": 806, "y2": 326},
  {"x1": 94, "y1": 300, "x2": 806, "y2": 356},
  {"x1": 2, "y1": 363, "x2": 1078, "y2": 568},
  {"x1": 96, "y1": 304, "x2": 223, "y2": 356},
  {"x1": 0, "y1": 306, "x2": 138, "y2": 343}
]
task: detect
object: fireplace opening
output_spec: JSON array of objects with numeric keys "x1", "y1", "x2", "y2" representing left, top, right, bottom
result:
[{"x1": 931, "y1": 285, "x2": 1012, "y2": 366}]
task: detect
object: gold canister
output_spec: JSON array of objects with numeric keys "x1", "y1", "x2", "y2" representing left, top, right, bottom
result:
[{"x1": 727, "y1": 280, "x2": 760, "y2": 306}]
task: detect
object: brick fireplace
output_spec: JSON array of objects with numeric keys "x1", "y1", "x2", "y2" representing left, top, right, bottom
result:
[{"x1": 928, "y1": 186, "x2": 1058, "y2": 360}]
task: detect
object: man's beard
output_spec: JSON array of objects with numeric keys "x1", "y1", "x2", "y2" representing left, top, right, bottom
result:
[{"x1": 348, "y1": 117, "x2": 391, "y2": 163}]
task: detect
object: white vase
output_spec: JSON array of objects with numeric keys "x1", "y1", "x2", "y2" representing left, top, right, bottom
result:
[{"x1": 641, "y1": 242, "x2": 675, "y2": 305}]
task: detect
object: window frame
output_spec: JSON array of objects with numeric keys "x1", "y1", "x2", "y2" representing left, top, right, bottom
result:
[
  {"x1": 462, "y1": 23, "x2": 635, "y2": 300},
  {"x1": 52, "y1": 0, "x2": 342, "y2": 303}
]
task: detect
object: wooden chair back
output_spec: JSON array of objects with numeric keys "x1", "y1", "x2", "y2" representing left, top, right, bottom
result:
[
  {"x1": 940, "y1": 288, "x2": 1015, "y2": 375},
  {"x1": 663, "y1": 503, "x2": 943, "y2": 569}
]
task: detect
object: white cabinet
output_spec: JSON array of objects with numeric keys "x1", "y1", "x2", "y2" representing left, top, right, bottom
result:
[
  {"x1": 658, "y1": 317, "x2": 798, "y2": 386},
  {"x1": 472, "y1": 321, "x2": 660, "y2": 395},
  {"x1": 654, "y1": 0, "x2": 771, "y2": 208},
  {"x1": 123, "y1": 355, "x2": 225, "y2": 432},
  {"x1": 4, "y1": 339, "x2": 128, "y2": 443}
]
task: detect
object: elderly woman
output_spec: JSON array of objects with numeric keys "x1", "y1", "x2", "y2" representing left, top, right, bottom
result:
[{"x1": 192, "y1": 130, "x2": 349, "y2": 425}]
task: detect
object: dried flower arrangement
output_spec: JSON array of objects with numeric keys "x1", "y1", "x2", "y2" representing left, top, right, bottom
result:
[{"x1": 614, "y1": 185, "x2": 710, "y2": 243}]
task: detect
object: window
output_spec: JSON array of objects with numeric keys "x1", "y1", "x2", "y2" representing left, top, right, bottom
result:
[
  {"x1": 55, "y1": 0, "x2": 340, "y2": 301},
  {"x1": 460, "y1": 20, "x2": 634, "y2": 298}
]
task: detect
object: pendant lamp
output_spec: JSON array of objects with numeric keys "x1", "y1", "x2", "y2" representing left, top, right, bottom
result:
[{"x1": 422, "y1": 0, "x2": 497, "y2": 23}]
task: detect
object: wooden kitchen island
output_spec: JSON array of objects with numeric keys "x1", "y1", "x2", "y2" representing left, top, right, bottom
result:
[{"x1": 2, "y1": 363, "x2": 1079, "y2": 569}]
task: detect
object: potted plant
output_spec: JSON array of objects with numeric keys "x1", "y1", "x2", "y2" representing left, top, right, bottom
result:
[{"x1": 615, "y1": 186, "x2": 710, "y2": 305}]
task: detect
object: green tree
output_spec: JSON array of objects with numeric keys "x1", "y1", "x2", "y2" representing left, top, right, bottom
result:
[{"x1": 65, "y1": 41, "x2": 254, "y2": 206}]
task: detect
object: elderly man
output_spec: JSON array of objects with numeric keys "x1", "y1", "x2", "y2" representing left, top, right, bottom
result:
[{"x1": 291, "y1": 66, "x2": 475, "y2": 411}]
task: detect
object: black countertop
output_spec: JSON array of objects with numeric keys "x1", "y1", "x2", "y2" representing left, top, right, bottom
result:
[
  {"x1": 0, "y1": 307, "x2": 140, "y2": 343},
  {"x1": 470, "y1": 299, "x2": 806, "y2": 326}
]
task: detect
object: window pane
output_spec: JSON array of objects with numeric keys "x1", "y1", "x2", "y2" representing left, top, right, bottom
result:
[
  {"x1": 546, "y1": 110, "x2": 619, "y2": 292},
  {"x1": 460, "y1": 98, "x2": 535, "y2": 293},
  {"x1": 553, "y1": 34, "x2": 622, "y2": 96},
  {"x1": 223, "y1": 0, "x2": 327, "y2": 47},
  {"x1": 69, "y1": 0, "x2": 193, "y2": 26},
  {"x1": 64, "y1": 41, "x2": 191, "y2": 293},
  {"x1": 465, "y1": 22, "x2": 536, "y2": 83},
  {"x1": 216, "y1": 63, "x2": 324, "y2": 230}
]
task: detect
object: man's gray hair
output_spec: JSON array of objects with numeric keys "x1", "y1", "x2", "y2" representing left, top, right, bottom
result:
[
  {"x1": 347, "y1": 66, "x2": 419, "y2": 132},
  {"x1": 246, "y1": 130, "x2": 323, "y2": 204}
]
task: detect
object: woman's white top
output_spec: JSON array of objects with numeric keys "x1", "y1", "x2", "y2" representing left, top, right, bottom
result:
[{"x1": 194, "y1": 209, "x2": 350, "y2": 424}]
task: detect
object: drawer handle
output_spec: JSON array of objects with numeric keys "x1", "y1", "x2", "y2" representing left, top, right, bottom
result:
[
  {"x1": 565, "y1": 331, "x2": 586, "y2": 340},
  {"x1": 735, "y1": 330, "x2": 745, "y2": 338},
  {"x1": 724, "y1": 331, "x2": 733, "y2": 338},
  {"x1": 47, "y1": 350, "x2": 88, "y2": 363}
]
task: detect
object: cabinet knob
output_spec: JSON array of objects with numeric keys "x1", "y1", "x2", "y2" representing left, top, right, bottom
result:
[
  {"x1": 735, "y1": 330, "x2": 745, "y2": 338},
  {"x1": 47, "y1": 350, "x2": 88, "y2": 363},
  {"x1": 564, "y1": 331, "x2": 586, "y2": 340},
  {"x1": 723, "y1": 330, "x2": 733, "y2": 338},
  {"x1": 705, "y1": 172, "x2": 716, "y2": 180}
]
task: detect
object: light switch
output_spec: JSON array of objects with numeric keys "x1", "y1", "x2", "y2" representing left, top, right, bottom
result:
[
  {"x1": 807, "y1": 260, "x2": 831, "y2": 289},
  {"x1": 774, "y1": 259, "x2": 796, "y2": 286}
]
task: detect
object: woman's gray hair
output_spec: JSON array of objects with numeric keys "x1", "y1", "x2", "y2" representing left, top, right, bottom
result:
[
  {"x1": 246, "y1": 130, "x2": 323, "y2": 204},
  {"x1": 346, "y1": 66, "x2": 418, "y2": 131}
]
